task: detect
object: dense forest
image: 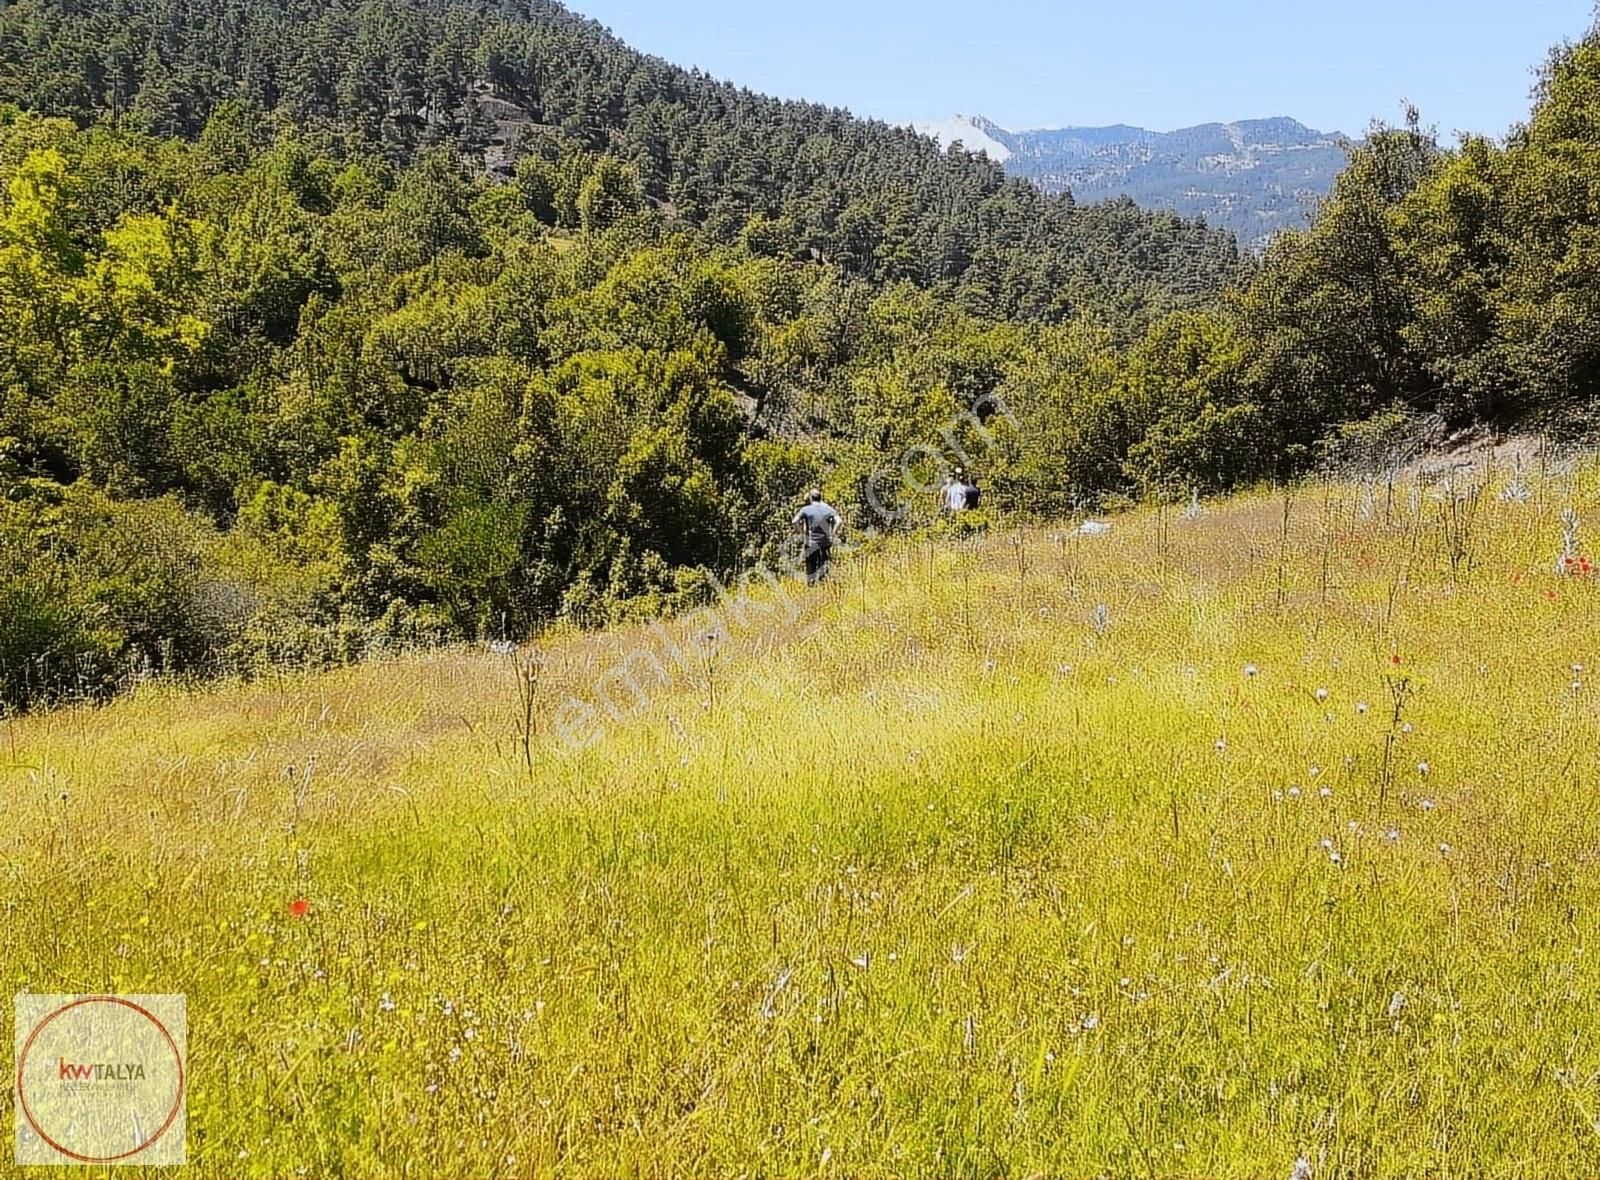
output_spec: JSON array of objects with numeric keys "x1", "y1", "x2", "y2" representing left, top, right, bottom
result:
[{"x1": 2, "y1": 0, "x2": 1599, "y2": 709}]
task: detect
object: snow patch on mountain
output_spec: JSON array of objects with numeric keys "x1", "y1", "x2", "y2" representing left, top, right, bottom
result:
[{"x1": 910, "y1": 114, "x2": 1012, "y2": 162}]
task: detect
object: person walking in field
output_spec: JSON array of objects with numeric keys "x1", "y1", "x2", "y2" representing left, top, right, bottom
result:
[
  {"x1": 792, "y1": 489, "x2": 842, "y2": 584},
  {"x1": 940, "y1": 468, "x2": 970, "y2": 515},
  {"x1": 941, "y1": 467, "x2": 980, "y2": 514}
]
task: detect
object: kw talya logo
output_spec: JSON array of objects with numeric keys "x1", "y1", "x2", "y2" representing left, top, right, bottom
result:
[{"x1": 57, "y1": 1057, "x2": 147, "y2": 1082}]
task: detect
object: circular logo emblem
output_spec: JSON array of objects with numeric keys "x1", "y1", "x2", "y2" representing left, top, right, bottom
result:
[{"x1": 16, "y1": 996, "x2": 186, "y2": 1163}]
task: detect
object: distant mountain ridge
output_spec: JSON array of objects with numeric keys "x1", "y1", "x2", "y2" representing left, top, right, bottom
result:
[{"x1": 912, "y1": 114, "x2": 1352, "y2": 248}]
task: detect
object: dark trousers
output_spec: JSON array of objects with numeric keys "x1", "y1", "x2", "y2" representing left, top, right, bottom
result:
[{"x1": 804, "y1": 541, "x2": 832, "y2": 583}]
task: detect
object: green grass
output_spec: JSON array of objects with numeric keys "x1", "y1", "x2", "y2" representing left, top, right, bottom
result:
[{"x1": 4, "y1": 467, "x2": 1600, "y2": 1177}]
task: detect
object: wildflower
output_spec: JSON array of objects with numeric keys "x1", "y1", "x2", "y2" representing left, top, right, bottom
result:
[
  {"x1": 1390, "y1": 654, "x2": 1402, "y2": 668},
  {"x1": 1244, "y1": 664, "x2": 1258, "y2": 678},
  {"x1": 1401, "y1": 722, "x2": 1414, "y2": 735},
  {"x1": 1385, "y1": 828, "x2": 1401, "y2": 842},
  {"x1": 379, "y1": 993, "x2": 396, "y2": 1013},
  {"x1": 448, "y1": 1046, "x2": 461, "y2": 1062},
  {"x1": 1271, "y1": 789, "x2": 1283, "y2": 802},
  {"x1": 1319, "y1": 838, "x2": 1334, "y2": 851},
  {"x1": 1308, "y1": 764, "x2": 1321, "y2": 777},
  {"x1": 1439, "y1": 843, "x2": 1452, "y2": 856},
  {"x1": 1420, "y1": 799, "x2": 1435, "y2": 812},
  {"x1": 1290, "y1": 1155, "x2": 1313, "y2": 1180},
  {"x1": 1417, "y1": 761, "x2": 1431, "y2": 777},
  {"x1": 1215, "y1": 738, "x2": 1227, "y2": 752},
  {"x1": 1081, "y1": 1013, "x2": 1100, "y2": 1031},
  {"x1": 1315, "y1": 687, "x2": 1329, "y2": 702},
  {"x1": 1388, "y1": 990, "x2": 1407, "y2": 1017},
  {"x1": 850, "y1": 953, "x2": 870, "y2": 970},
  {"x1": 288, "y1": 898, "x2": 310, "y2": 918},
  {"x1": 1356, "y1": 701, "x2": 1369, "y2": 715},
  {"x1": 1287, "y1": 787, "x2": 1301, "y2": 799},
  {"x1": 951, "y1": 943, "x2": 969, "y2": 964},
  {"x1": 1329, "y1": 851, "x2": 1343, "y2": 866},
  {"x1": 1319, "y1": 787, "x2": 1333, "y2": 799}
]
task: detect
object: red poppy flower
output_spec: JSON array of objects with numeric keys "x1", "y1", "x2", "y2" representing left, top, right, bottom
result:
[
  {"x1": 288, "y1": 898, "x2": 310, "y2": 918},
  {"x1": 1390, "y1": 654, "x2": 1402, "y2": 667},
  {"x1": 1546, "y1": 589, "x2": 1560, "y2": 602},
  {"x1": 1582, "y1": 557, "x2": 1594, "y2": 575}
]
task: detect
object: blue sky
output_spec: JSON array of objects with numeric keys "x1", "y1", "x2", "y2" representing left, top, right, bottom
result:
[{"x1": 569, "y1": 0, "x2": 1594, "y2": 137}]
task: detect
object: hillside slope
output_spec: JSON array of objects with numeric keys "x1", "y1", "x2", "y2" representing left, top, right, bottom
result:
[
  {"x1": 4, "y1": 465, "x2": 1598, "y2": 1173},
  {"x1": 0, "y1": 0, "x2": 1241, "y2": 323}
]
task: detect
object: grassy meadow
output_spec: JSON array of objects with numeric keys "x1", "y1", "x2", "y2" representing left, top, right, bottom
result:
[{"x1": 4, "y1": 457, "x2": 1600, "y2": 1178}]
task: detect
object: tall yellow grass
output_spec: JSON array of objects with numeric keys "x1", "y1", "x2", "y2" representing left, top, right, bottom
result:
[{"x1": 3, "y1": 463, "x2": 1598, "y2": 1177}]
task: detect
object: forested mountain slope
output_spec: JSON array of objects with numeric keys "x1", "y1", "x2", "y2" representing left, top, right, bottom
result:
[{"x1": 0, "y1": 0, "x2": 1241, "y2": 324}]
